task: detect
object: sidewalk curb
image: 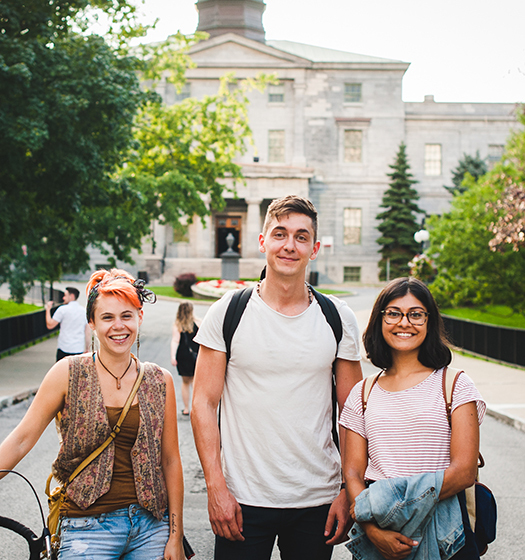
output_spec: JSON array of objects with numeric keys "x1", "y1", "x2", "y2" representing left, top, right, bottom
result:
[
  {"x1": 486, "y1": 407, "x2": 525, "y2": 433},
  {"x1": 0, "y1": 387, "x2": 39, "y2": 411}
]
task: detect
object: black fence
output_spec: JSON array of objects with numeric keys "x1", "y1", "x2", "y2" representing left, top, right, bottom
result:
[
  {"x1": 0, "y1": 308, "x2": 59, "y2": 353},
  {"x1": 443, "y1": 315, "x2": 525, "y2": 367},
  {"x1": 0, "y1": 287, "x2": 64, "y2": 354}
]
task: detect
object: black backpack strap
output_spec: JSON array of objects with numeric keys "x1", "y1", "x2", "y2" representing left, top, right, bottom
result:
[
  {"x1": 223, "y1": 287, "x2": 254, "y2": 362},
  {"x1": 311, "y1": 287, "x2": 343, "y2": 450},
  {"x1": 311, "y1": 288, "x2": 343, "y2": 345}
]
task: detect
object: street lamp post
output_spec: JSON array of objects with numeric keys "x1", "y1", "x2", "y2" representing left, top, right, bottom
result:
[{"x1": 414, "y1": 228, "x2": 430, "y2": 253}]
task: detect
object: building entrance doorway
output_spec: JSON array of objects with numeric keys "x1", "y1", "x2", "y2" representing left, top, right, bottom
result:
[{"x1": 216, "y1": 216, "x2": 242, "y2": 257}]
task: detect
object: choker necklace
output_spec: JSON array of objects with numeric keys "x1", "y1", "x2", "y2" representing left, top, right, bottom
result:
[
  {"x1": 257, "y1": 280, "x2": 313, "y2": 304},
  {"x1": 97, "y1": 354, "x2": 133, "y2": 390}
]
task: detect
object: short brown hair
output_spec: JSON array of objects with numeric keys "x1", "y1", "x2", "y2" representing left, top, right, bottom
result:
[{"x1": 262, "y1": 195, "x2": 318, "y2": 240}]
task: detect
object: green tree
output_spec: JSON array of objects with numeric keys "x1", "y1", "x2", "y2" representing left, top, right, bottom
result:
[
  {"x1": 376, "y1": 142, "x2": 424, "y2": 280},
  {"x1": 428, "y1": 106, "x2": 525, "y2": 312},
  {"x1": 487, "y1": 107, "x2": 525, "y2": 253},
  {"x1": 123, "y1": 73, "x2": 269, "y2": 236},
  {"x1": 444, "y1": 151, "x2": 488, "y2": 196},
  {"x1": 0, "y1": 1, "x2": 268, "y2": 301},
  {"x1": 0, "y1": 0, "x2": 151, "y2": 299}
]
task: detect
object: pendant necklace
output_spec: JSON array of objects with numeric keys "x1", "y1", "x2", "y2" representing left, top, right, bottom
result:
[{"x1": 97, "y1": 353, "x2": 133, "y2": 390}]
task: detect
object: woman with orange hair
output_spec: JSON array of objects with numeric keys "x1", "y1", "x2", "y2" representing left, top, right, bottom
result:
[{"x1": 0, "y1": 269, "x2": 186, "y2": 560}]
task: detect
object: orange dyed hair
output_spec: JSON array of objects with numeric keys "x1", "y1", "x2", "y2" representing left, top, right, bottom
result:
[{"x1": 86, "y1": 269, "x2": 142, "y2": 322}]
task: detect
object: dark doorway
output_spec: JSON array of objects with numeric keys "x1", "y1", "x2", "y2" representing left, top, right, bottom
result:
[{"x1": 216, "y1": 216, "x2": 242, "y2": 256}]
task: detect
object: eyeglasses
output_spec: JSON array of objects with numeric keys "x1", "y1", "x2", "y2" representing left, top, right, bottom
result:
[{"x1": 381, "y1": 309, "x2": 429, "y2": 326}]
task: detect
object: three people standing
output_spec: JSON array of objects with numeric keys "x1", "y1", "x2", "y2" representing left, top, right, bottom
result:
[{"x1": 1, "y1": 195, "x2": 488, "y2": 560}]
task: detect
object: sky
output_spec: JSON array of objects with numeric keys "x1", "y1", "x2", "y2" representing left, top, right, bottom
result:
[{"x1": 134, "y1": 0, "x2": 525, "y2": 104}]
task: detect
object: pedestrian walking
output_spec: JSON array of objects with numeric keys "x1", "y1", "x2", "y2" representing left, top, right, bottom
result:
[
  {"x1": 171, "y1": 302, "x2": 200, "y2": 416},
  {"x1": 45, "y1": 287, "x2": 90, "y2": 361}
]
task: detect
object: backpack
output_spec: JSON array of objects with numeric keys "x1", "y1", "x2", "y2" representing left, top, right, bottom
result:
[
  {"x1": 361, "y1": 367, "x2": 497, "y2": 556},
  {"x1": 443, "y1": 367, "x2": 497, "y2": 556},
  {"x1": 222, "y1": 286, "x2": 343, "y2": 448}
]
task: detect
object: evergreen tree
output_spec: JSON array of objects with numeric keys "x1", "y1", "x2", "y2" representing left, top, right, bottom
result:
[
  {"x1": 445, "y1": 151, "x2": 488, "y2": 196},
  {"x1": 376, "y1": 142, "x2": 424, "y2": 280}
]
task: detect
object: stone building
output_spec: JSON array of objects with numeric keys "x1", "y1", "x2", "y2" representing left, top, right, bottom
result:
[{"x1": 100, "y1": 0, "x2": 519, "y2": 284}]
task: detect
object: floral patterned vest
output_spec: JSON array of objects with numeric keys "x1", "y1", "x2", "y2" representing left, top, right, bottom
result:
[{"x1": 52, "y1": 355, "x2": 167, "y2": 520}]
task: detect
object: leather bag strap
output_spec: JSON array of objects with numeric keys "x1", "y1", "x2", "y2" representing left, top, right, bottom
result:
[
  {"x1": 442, "y1": 366, "x2": 463, "y2": 425},
  {"x1": 361, "y1": 373, "x2": 381, "y2": 413}
]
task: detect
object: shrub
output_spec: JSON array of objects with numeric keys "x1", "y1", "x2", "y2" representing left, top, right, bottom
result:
[{"x1": 174, "y1": 273, "x2": 197, "y2": 297}]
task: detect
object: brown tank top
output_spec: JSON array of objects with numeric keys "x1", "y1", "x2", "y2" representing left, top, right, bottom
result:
[{"x1": 62, "y1": 404, "x2": 139, "y2": 516}]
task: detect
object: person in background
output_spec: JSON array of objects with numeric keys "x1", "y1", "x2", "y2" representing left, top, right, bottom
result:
[
  {"x1": 340, "y1": 277, "x2": 486, "y2": 560},
  {"x1": 45, "y1": 287, "x2": 90, "y2": 361},
  {"x1": 171, "y1": 302, "x2": 200, "y2": 416},
  {"x1": 1, "y1": 269, "x2": 186, "y2": 560}
]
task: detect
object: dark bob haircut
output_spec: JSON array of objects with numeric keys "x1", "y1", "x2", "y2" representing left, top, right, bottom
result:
[{"x1": 363, "y1": 277, "x2": 452, "y2": 370}]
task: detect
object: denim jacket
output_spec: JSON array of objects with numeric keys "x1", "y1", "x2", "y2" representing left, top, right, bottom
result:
[{"x1": 346, "y1": 471, "x2": 465, "y2": 560}]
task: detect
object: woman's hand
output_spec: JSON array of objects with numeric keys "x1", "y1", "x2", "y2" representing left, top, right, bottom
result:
[
  {"x1": 163, "y1": 536, "x2": 185, "y2": 560},
  {"x1": 364, "y1": 523, "x2": 418, "y2": 560},
  {"x1": 349, "y1": 500, "x2": 356, "y2": 522}
]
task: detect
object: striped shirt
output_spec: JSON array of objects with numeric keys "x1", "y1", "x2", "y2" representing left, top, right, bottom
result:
[{"x1": 339, "y1": 368, "x2": 486, "y2": 481}]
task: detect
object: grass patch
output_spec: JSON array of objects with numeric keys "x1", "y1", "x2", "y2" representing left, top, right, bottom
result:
[
  {"x1": 316, "y1": 288, "x2": 351, "y2": 296},
  {"x1": 441, "y1": 305, "x2": 525, "y2": 329},
  {"x1": 0, "y1": 299, "x2": 42, "y2": 319},
  {"x1": 150, "y1": 286, "x2": 185, "y2": 299},
  {"x1": 150, "y1": 285, "x2": 351, "y2": 300}
]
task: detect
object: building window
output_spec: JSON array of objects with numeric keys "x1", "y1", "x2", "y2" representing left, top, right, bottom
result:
[
  {"x1": 268, "y1": 83, "x2": 285, "y2": 103},
  {"x1": 424, "y1": 144, "x2": 442, "y2": 176},
  {"x1": 344, "y1": 83, "x2": 362, "y2": 103},
  {"x1": 488, "y1": 144, "x2": 504, "y2": 168},
  {"x1": 344, "y1": 130, "x2": 362, "y2": 163},
  {"x1": 174, "y1": 82, "x2": 191, "y2": 102},
  {"x1": 268, "y1": 130, "x2": 285, "y2": 163},
  {"x1": 343, "y1": 208, "x2": 362, "y2": 245},
  {"x1": 344, "y1": 266, "x2": 361, "y2": 282}
]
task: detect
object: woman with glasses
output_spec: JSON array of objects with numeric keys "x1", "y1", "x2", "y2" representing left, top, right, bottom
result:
[{"x1": 339, "y1": 277, "x2": 486, "y2": 560}]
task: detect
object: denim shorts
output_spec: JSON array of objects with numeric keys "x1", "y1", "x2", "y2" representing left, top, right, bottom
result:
[{"x1": 58, "y1": 504, "x2": 169, "y2": 560}]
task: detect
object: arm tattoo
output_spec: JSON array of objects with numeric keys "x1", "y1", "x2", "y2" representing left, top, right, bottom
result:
[{"x1": 171, "y1": 513, "x2": 177, "y2": 535}]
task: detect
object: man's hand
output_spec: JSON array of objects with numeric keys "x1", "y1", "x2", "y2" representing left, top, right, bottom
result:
[
  {"x1": 324, "y1": 489, "x2": 352, "y2": 545},
  {"x1": 45, "y1": 301, "x2": 59, "y2": 330},
  {"x1": 207, "y1": 485, "x2": 245, "y2": 542}
]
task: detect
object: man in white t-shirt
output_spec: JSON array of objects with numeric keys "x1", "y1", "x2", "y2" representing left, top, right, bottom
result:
[
  {"x1": 191, "y1": 195, "x2": 363, "y2": 560},
  {"x1": 45, "y1": 287, "x2": 89, "y2": 361}
]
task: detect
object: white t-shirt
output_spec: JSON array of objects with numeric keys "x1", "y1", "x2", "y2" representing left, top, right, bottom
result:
[
  {"x1": 52, "y1": 300, "x2": 87, "y2": 353},
  {"x1": 339, "y1": 369, "x2": 486, "y2": 481},
  {"x1": 194, "y1": 288, "x2": 361, "y2": 508}
]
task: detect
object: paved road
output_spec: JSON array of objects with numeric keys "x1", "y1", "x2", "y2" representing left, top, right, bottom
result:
[{"x1": 1, "y1": 287, "x2": 524, "y2": 559}]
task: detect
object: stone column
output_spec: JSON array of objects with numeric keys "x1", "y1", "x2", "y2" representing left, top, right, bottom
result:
[
  {"x1": 244, "y1": 198, "x2": 263, "y2": 258},
  {"x1": 292, "y1": 81, "x2": 307, "y2": 168}
]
